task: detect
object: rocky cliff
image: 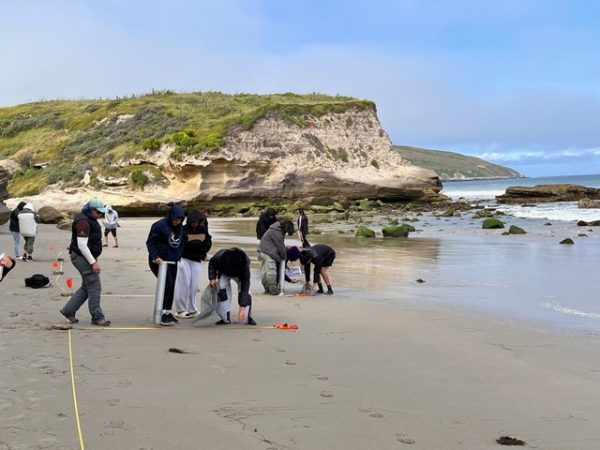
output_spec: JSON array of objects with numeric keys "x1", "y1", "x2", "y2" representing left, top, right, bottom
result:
[{"x1": 0, "y1": 93, "x2": 441, "y2": 213}]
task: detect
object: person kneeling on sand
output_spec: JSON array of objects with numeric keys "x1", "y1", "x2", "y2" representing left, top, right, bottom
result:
[
  {"x1": 208, "y1": 247, "x2": 255, "y2": 325},
  {"x1": 0, "y1": 252, "x2": 16, "y2": 283},
  {"x1": 299, "y1": 244, "x2": 336, "y2": 295}
]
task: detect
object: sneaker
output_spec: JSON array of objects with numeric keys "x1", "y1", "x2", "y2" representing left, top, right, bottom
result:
[
  {"x1": 60, "y1": 309, "x2": 79, "y2": 324},
  {"x1": 175, "y1": 311, "x2": 192, "y2": 319},
  {"x1": 160, "y1": 313, "x2": 179, "y2": 326},
  {"x1": 27, "y1": 255, "x2": 33, "y2": 261},
  {"x1": 326, "y1": 288, "x2": 334, "y2": 295},
  {"x1": 316, "y1": 289, "x2": 324, "y2": 294},
  {"x1": 91, "y1": 318, "x2": 111, "y2": 326},
  {"x1": 21, "y1": 254, "x2": 28, "y2": 262},
  {"x1": 247, "y1": 317, "x2": 257, "y2": 326},
  {"x1": 215, "y1": 319, "x2": 231, "y2": 325},
  {"x1": 187, "y1": 310, "x2": 200, "y2": 318}
]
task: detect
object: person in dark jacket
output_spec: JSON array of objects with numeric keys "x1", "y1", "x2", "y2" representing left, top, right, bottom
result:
[
  {"x1": 60, "y1": 198, "x2": 111, "y2": 326},
  {"x1": 300, "y1": 244, "x2": 336, "y2": 295},
  {"x1": 257, "y1": 220, "x2": 294, "y2": 294},
  {"x1": 296, "y1": 209, "x2": 310, "y2": 248},
  {"x1": 174, "y1": 210, "x2": 212, "y2": 319},
  {"x1": 0, "y1": 252, "x2": 16, "y2": 283},
  {"x1": 256, "y1": 207, "x2": 277, "y2": 240},
  {"x1": 9, "y1": 201, "x2": 26, "y2": 259},
  {"x1": 208, "y1": 247, "x2": 255, "y2": 325},
  {"x1": 146, "y1": 203, "x2": 186, "y2": 326}
]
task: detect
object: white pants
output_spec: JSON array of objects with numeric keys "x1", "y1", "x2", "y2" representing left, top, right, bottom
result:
[
  {"x1": 217, "y1": 275, "x2": 249, "y2": 323},
  {"x1": 174, "y1": 258, "x2": 202, "y2": 313}
]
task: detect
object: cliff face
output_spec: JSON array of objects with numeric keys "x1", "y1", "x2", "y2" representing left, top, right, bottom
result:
[{"x1": 1, "y1": 98, "x2": 441, "y2": 213}]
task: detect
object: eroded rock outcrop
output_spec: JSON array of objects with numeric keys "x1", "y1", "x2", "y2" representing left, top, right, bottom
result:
[
  {"x1": 496, "y1": 184, "x2": 600, "y2": 204},
  {"x1": 5, "y1": 108, "x2": 441, "y2": 213}
]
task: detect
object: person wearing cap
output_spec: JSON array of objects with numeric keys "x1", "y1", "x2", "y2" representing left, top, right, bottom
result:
[
  {"x1": 0, "y1": 252, "x2": 16, "y2": 283},
  {"x1": 102, "y1": 204, "x2": 120, "y2": 248},
  {"x1": 208, "y1": 247, "x2": 256, "y2": 325},
  {"x1": 146, "y1": 203, "x2": 186, "y2": 326},
  {"x1": 174, "y1": 210, "x2": 212, "y2": 319},
  {"x1": 17, "y1": 202, "x2": 40, "y2": 261},
  {"x1": 60, "y1": 198, "x2": 111, "y2": 326}
]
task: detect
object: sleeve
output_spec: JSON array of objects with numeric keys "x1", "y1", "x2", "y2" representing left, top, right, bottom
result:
[
  {"x1": 77, "y1": 237, "x2": 96, "y2": 264},
  {"x1": 238, "y1": 264, "x2": 251, "y2": 303},
  {"x1": 145, "y1": 223, "x2": 161, "y2": 261},
  {"x1": 304, "y1": 262, "x2": 311, "y2": 282},
  {"x1": 208, "y1": 252, "x2": 220, "y2": 280},
  {"x1": 274, "y1": 234, "x2": 286, "y2": 262}
]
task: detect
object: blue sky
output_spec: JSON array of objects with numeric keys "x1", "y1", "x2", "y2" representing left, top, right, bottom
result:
[{"x1": 1, "y1": 0, "x2": 599, "y2": 177}]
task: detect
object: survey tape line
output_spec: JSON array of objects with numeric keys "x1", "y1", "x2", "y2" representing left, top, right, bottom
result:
[
  {"x1": 70, "y1": 325, "x2": 297, "y2": 331},
  {"x1": 102, "y1": 294, "x2": 154, "y2": 297},
  {"x1": 67, "y1": 329, "x2": 86, "y2": 450}
]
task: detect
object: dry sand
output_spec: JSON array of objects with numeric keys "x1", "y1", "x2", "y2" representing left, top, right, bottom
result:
[{"x1": 1, "y1": 218, "x2": 600, "y2": 450}]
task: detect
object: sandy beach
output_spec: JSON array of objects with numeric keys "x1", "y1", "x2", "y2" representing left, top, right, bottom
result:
[{"x1": 2, "y1": 217, "x2": 600, "y2": 450}]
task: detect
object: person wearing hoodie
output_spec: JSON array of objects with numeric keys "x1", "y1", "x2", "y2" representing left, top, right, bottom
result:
[
  {"x1": 18, "y1": 203, "x2": 39, "y2": 261},
  {"x1": 174, "y1": 210, "x2": 212, "y2": 319},
  {"x1": 146, "y1": 203, "x2": 186, "y2": 326},
  {"x1": 208, "y1": 247, "x2": 255, "y2": 325},
  {"x1": 257, "y1": 219, "x2": 294, "y2": 294},
  {"x1": 256, "y1": 207, "x2": 277, "y2": 240},
  {"x1": 9, "y1": 201, "x2": 26, "y2": 259},
  {"x1": 102, "y1": 205, "x2": 120, "y2": 248},
  {"x1": 60, "y1": 198, "x2": 111, "y2": 326}
]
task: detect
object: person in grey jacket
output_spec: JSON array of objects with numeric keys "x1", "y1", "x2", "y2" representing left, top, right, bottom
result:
[{"x1": 257, "y1": 219, "x2": 294, "y2": 294}]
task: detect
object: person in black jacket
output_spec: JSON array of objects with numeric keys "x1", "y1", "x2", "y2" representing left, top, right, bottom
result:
[
  {"x1": 146, "y1": 203, "x2": 186, "y2": 326},
  {"x1": 256, "y1": 207, "x2": 277, "y2": 240},
  {"x1": 60, "y1": 198, "x2": 111, "y2": 326},
  {"x1": 299, "y1": 244, "x2": 336, "y2": 295},
  {"x1": 296, "y1": 209, "x2": 310, "y2": 248},
  {"x1": 208, "y1": 247, "x2": 255, "y2": 325},
  {"x1": 174, "y1": 210, "x2": 212, "y2": 319},
  {"x1": 9, "y1": 201, "x2": 26, "y2": 259}
]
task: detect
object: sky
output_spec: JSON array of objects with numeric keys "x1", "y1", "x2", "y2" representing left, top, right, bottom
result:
[{"x1": 1, "y1": 0, "x2": 600, "y2": 177}]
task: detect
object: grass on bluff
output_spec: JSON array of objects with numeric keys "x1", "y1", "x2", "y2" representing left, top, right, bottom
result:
[{"x1": 0, "y1": 91, "x2": 373, "y2": 196}]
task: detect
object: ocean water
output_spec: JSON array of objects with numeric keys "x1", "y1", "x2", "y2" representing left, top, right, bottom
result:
[{"x1": 442, "y1": 174, "x2": 600, "y2": 223}]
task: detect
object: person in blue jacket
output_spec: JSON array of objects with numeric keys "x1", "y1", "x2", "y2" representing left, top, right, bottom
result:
[{"x1": 146, "y1": 203, "x2": 186, "y2": 326}]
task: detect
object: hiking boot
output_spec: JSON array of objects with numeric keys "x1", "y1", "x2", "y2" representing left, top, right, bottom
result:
[
  {"x1": 326, "y1": 287, "x2": 334, "y2": 295},
  {"x1": 247, "y1": 317, "x2": 257, "y2": 326},
  {"x1": 91, "y1": 318, "x2": 111, "y2": 326},
  {"x1": 160, "y1": 313, "x2": 178, "y2": 326},
  {"x1": 60, "y1": 309, "x2": 79, "y2": 324}
]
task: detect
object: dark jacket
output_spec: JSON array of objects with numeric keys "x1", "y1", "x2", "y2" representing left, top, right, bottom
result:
[
  {"x1": 297, "y1": 214, "x2": 309, "y2": 236},
  {"x1": 257, "y1": 222, "x2": 287, "y2": 262},
  {"x1": 302, "y1": 244, "x2": 336, "y2": 284},
  {"x1": 208, "y1": 248, "x2": 251, "y2": 306},
  {"x1": 69, "y1": 206, "x2": 103, "y2": 259},
  {"x1": 9, "y1": 201, "x2": 26, "y2": 232},
  {"x1": 256, "y1": 208, "x2": 277, "y2": 240},
  {"x1": 181, "y1": 210, "x2": 212, "y2": 262},
  {"x1": 146, "y1": 204, "x2": 186, "y2": 262}
]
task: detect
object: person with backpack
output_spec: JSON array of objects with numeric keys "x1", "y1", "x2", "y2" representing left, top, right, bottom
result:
[
  {"x1": 9, "y1": 201, "x2": 26, "y2": 259},
  {"x1": 17, "y1": 203, "x2": 39, "y2": 261},
  {"x1": 174, "y1": 210, "x2": 212, "y2": 319},
  {"x1": 208, "y1": 247, "x2": 255, "y2": 325},
  {"x1": 257, "y1": 219, "x2": 295, "y2": 294},
  {"x1": 60, "y1": 198, "x2": 111, "y2": 326}
]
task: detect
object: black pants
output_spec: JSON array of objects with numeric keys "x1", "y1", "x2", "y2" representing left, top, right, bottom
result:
[{"x1": 149, "y1": 260, "x2": 178, "y2": 310}]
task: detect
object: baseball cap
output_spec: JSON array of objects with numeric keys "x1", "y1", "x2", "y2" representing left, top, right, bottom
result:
[{"x1": 89, "y1": 198, "x2": 107, "y2": 213}]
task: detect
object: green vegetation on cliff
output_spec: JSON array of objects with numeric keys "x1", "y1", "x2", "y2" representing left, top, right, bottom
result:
[
  {"x1": 393, "y1": 145, "x2": 520, "y2": 181},
  {"x1": 0, "y1": 91, "x2": 374, "y2": 196}
]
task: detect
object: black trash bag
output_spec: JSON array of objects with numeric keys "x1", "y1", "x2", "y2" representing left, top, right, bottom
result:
[{"x1": 25, "y1": 274, "x2": 52, "y2": 289}]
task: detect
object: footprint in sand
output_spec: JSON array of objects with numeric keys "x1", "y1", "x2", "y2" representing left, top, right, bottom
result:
[
  {"x1": 104, "y1": 419, "x2": 127, "y2": 429},
  {"x1": 396, "y1": 433, "x2": 415, "y2": 445},
  {"x1": 320, "y1": 390, "x2": 333, "y2": 398},
  {"x1": 252, "y1": 338, "x2": 262, "y2": 342},
  {"x1": 285, "y1": 360, "x2": 296, "y2": 365},
  {"x1": 276, "y1": 348, "x2": 286, "y2": 353},
  {"x1": 358, "y1": 408, "x2": 384, "y2": 419},
  {"x1": 106, "y1": 398, "x2": 120, "y2": 406}
]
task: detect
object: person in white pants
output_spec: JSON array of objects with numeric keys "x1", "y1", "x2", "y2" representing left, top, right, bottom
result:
[
  {"x1": 208, "y1": 247, "x2": 255, "y2": 325},
  {"x1": 174, "y1": 210, "x2": 212, "y2": 319}
]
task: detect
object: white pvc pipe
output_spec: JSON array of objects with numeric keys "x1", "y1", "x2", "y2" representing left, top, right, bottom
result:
[
  {"x1": 278, "y1": 261, "x2": 285, "y2": 296},
  {"x1": 153, "y1": 261, "x2": 176, "y2": 324}
]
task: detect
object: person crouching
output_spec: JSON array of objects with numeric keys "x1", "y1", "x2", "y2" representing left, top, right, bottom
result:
[{"x1": 208, "y1": 247, "x2": 255, "y2": 325}]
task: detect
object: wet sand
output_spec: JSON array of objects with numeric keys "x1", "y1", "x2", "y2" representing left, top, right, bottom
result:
[{"x1": 1, "y1": 218, "x2": 600, "y2": 449}]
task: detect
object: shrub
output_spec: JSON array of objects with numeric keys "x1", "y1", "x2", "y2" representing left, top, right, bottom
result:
[
  {"x1": 130, "y1": 168, "x2": 149, "y2": 189},
  {"x1": 370, "y1": 159, "x2": 379, "y2": 169},
  {"x1": 141, "y1": 137, "x2": 161, "y2": 150},
  {"x1": 345, "y1": 117, "x2": 353, "y2": 128},
  {"x1": 355, "y1": 226, "x2": 376, "y2": 238}
]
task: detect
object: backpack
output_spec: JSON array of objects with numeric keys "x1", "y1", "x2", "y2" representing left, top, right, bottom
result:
[{"x1": 25, "y1": 274, "x2": 51, "y2": 289}]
